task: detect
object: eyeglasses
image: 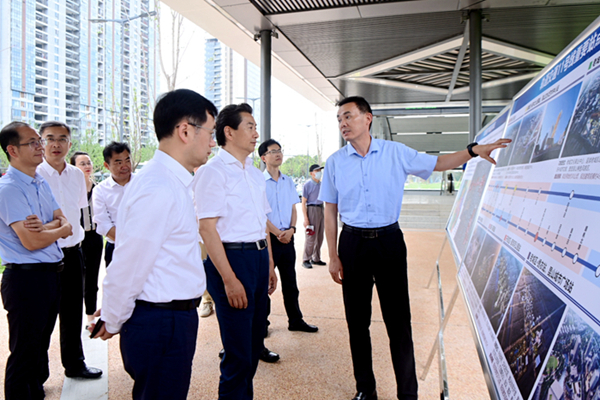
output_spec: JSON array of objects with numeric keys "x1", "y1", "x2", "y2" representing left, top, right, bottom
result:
[
  {"x1": 187, "y1": 122, "x2": 216, "y2": 140},
  {"x1": 14, "y1": 139, "x2": 46, "y2": 150},
  {"x1": 45, "y1": 137, "x2": 70, "y2": 145},
  {"x1": 264, "y1": 149, "x2": 283, "y2": 156}
]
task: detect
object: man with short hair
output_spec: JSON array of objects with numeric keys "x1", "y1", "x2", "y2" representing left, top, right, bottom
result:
[
  {"x1": 37, "y1": 121, "x2": 102, "y2": 379},
  {"x1": 259, "y1": 139, "x2": 318, "y2": 335},
  {"x1": 0, "y1": 121, "x2": 73, "y2": 400},
  {"x1": 196, "y1": 103, "x2": 278, "y2": 399},
  {"x1": 320, "y1": 96, "x2": 510, "y2": 400},
  {"x1": 92, "y1": 141, "x2": 133, "y2": 266},
  {"x1": 301, "y1": 163, "x2": 325, "y2": 269},
  {"x1": 93, "y1": 89, "x2": 218, "y2": 400}
]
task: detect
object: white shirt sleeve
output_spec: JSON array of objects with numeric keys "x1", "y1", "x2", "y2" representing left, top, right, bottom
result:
[
  {"x1": 77, "y1": 170, "x2": 88, "y2": 209},
  {"x1": 92, "y1": 185, "x2": 114, "y2": 237},
  {"x1": 101, "y1": 186, "x2": 174, "y2": 334},
  {"x1": 195, "y1": 166, "x2": 227, "y2": 220}
]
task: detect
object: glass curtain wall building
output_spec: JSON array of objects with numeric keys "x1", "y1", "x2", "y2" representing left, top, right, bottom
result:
[{"x1": 0, "y1": 0, "x2": 158, "y2": 145}]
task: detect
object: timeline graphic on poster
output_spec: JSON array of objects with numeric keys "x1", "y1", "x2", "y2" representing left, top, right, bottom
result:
[{"x1": 450, "y1": 18, "x2": 600, "y2": 400}]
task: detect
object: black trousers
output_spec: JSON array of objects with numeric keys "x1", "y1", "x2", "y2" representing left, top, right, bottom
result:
[
  {"x1": 120, "y1": 304, "x2": 199, "y2": 400},
  {"x1": 339, "y1": 227, "x2": 418, "y2": 400},
  {"x1": 104, "y1": 241, "x2": 114, "y2": 267},
  {"x1": 205, "y1": 247, "x2": 269, "y2": 400},
  {"x1": 1, "y1": 268, "x2": 60, "y2": 400},
  {"x1": 268, "y1": 233, "x2": 303, "y2": 325},
  {"x1": 82, "y1": 230, "x2": 103, "y2": 315},
  {"x1": 59, "y1": 246, "x2": 86, "y2": 371}
]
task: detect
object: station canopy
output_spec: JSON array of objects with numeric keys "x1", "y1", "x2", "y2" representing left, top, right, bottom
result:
[{"x1": 163, "y1": 0, "x2": 600, "y2": 115}]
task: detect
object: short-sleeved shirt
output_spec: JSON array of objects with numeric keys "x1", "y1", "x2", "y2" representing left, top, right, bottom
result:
[
  {"x1": 37, "y1": 160, "x2": 87, "y2": 247},
  {"x1": 263, "y1": 170, "x2": 300, "y2": 231},
  {"x1": 302, "y1": 179, "x2": 323, "y2": 205},
  {"x1": 194, "y1": 149, "x2": 271, "y2": 243},
  {"x1": 0, "y1": 166, "x2": 63, "y2": 264},
  {"x1": 319, "y1": 138, "x2": 437, "y2": 228}
]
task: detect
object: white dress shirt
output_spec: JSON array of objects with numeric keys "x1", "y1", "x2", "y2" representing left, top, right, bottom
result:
[
  {"x1": 194, "y1": 149, "x2": 271, "y2": 243},
  {"x1": 37, "y1": 160, "x2": 86, "y2": 247},
  {"x1": 92, "y1": 174, "x2": 133, "y2": 243},
  {"x1": 101, "y1": 150, "x2": 205, "y2": 334}
]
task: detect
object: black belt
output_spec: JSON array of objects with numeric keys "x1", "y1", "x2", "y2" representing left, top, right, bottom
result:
[
  {"x1": 307, "y1": 204, "x2": 323, "y2": 208},
  {"x1": 3, "y1": 261, "x2": 64, "y2": 272},
  {"x1": 135, "y1": 298, "x2": 201, "y2": 311},
  {"x1": 222, "y1": 239, "x2": 267, "y2": 251},
  {"x1": 61, "y1": 243, "x2": 82, "y2": 253},
  {"x1": 342, "y1": 222, "x2": 400, "y2": 239}
]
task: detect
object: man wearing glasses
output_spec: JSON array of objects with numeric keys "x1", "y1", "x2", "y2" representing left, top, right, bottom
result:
[
  {"x1": 36, "y1": 121, "x2": 103, "y2": 379},
  {"x1": 0, "y1": 122, "x2": 73, "y2": 399},
  {"x1": 259, "y1": 139, "x2": 318, "y2": 338},
  {"x1": 92, "y1": 141, "x2": 133, "y2": 266}
]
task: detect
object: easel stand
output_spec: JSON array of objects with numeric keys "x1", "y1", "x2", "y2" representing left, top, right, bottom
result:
[{"x1": 420, "y1": 236, "x2": 460, "y2": 400}]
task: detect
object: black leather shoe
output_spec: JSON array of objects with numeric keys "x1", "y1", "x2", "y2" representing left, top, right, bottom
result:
[
  {"x1": 259, "y1": 348, "x2": 280, "y2": 363},
  {"x1": 351, "y1": 390, "x2": 377, "y2": 400},
  {"x1": 302, "y1": 261, "x2": 313, "y2": 269},
  {"x1": 288, "y1": 320, "x2": 318, "y2": 333},
  {"x1": 65, "y1": 365, "x2": 103, "y2": 379},
  {"x1": 218, "y1": 348, "x2": 225, "y2": 359},
  {"x1": 312, "y1": 260, "x2": 327, "y2": 266}
]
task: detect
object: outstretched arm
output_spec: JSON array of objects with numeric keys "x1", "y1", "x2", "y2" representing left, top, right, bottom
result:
[{"x1": 434, "y1": 138, "x2": 511, "y2": 171}]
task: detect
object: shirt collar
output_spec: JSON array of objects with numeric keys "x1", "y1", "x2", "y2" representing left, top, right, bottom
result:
[
  {"x1": 7, "y1": 165, "x2": 42, "y2": 185},
  {"x1": 153, "y1": 150, "x2": 194, "y2": 188},
  {"x1": 263, "y1": 169, "x2": 286, "y2": 182},
  {"x1": 218, "y1": 148, "x2": 253, "y2": 169},
  {"x1": 39, "y1": 159, "x2": 68, "y2": 176},
  {"x1": 346, "y1": 136, "x2": 380, "y2": 157}
]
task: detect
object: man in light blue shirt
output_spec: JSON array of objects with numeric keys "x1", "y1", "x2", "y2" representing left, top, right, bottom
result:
[
  {"x1": 259, "y1": 139, "x2": 318, "y2": 338},
  {"x1": 0, "y1": 121, "x2": 73, "y2": 400},
  {"x1": 319, "y1": 96, "x2": 510, "y2": 400}
]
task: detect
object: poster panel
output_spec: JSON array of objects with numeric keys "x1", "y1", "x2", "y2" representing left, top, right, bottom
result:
[
  {"x1": 446, "y1": 108, "x2": 510, "y2": 264},
  {"x1": 454, "y1": 17, "x2": 600, "y2": 400}
]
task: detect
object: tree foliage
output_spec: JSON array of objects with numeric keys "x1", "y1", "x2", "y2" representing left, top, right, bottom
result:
[{"x1": 281, "y1": 155, "x2": 319, "y2": 178}]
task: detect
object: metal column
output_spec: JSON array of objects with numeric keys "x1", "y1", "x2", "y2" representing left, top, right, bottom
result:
[
  {"x1": 259, "y1": 29, "x2": 273, "y2": 143},
  {"x1": 469, "y1": 9, "x2": 482, "y2": 142}
]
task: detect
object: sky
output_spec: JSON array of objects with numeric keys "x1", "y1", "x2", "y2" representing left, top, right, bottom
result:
[{"x1": 157, "y1": 3, "x2": 340, "y2": 162}]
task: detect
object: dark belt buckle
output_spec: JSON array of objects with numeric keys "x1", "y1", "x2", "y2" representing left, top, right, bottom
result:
[
  {"x1": 256, "y1": 240, "x2": 267, "y2": 250},
  {"x1": 363, "y1": 229, "x2": 378, "y2": 239}
]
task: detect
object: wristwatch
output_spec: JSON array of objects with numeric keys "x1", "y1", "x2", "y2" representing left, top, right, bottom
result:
[
  {"x1": 466, "y1": 142, "x2": 479, "y2": 158},
  {"x1": 290, "y1": 226, "x2": 296, "y2": 233}
]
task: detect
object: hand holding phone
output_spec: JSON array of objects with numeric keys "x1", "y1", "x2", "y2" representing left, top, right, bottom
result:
[{"x1": 89, "y1": 319, "x2": 105, "y2": 339}]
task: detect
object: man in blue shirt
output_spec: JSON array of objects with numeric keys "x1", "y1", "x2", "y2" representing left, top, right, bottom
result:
[
  {"x1": 0, "y1": 121, "x2": 73, "y2": 400},
  {"x1": 302, "y1": 164, "x2": 325, "y2": 269},
  {"x1": 319, "y1": 97, "x2": 509, "y2": 400},
  {"x1": 259, "y1": 139, "x2": 318, "y2": 338}
]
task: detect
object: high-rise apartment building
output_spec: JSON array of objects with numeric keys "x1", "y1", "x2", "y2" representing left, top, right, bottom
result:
[
  {"x1": 204, "y1": 38, "x2": 261, "y2": 128},
  {"x1": 0, "y1": 0, "x2": 159, "y2": 145}
]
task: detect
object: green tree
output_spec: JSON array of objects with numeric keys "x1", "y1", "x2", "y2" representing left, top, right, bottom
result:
[{"x1": 281, "y1": 155, "x2": 318, "y2": 178}]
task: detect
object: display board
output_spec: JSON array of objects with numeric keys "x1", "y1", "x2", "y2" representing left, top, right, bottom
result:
[{"x1": 449, "y1": 17, "x2": 600, "y2": 400}]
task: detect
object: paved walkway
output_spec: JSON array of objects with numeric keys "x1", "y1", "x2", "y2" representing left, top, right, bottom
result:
[{"x1": 0, "y1": 227, "x2": 491, "y2": 400}]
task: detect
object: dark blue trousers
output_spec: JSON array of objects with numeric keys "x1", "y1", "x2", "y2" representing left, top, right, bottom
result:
[
  {"x1": 205, "y1": 247, "x2": 270, "y2": 400},
  {"x1": 120, "y1": 303, "x2": 199, "y2": 400},
  {"x1": 1, "y1": 269, "x2": 60, "y2": 400}
]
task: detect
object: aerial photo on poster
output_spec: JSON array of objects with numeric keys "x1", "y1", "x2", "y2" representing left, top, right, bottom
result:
[
  {"x1": 464, "y1": 225, "x2": 487, "y2": 276},
  {"x1": 532, "y1": 82, "x2": 582, "y2": 163},
  {"x1": 531, "y1": 308, "x2": 600, "y2": 400},
  {"x1": 481, "y1": 247, "x2": 524, "y2": 333},
  {"x1": 497, "y1": 268, "x2": 567, "y2": 400},
  {"x1": 509, "y1": 107, "x2": 545, "y2": 166},
  {"x1": 497, "y1": 120, "x2": 522, "y2": 168},
  {"x1": 470, "y1": 233, "x2": 502, "y2": 298}
]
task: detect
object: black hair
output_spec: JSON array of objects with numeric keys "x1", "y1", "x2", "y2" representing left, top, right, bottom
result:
[
  {"x1": 337, "y1": 96, "x2": 373, "y2": 130},
  {"x1": 258, "y1": 139, "x2": 281, "y2": 157},
  {"x1": 103, "y1": 141, "x2": 131, "y2": 163},
  {"x1": 153, "y1": 89, "x2": 218, "y2": 141},
  {"x1": 70, "y1": 151, "x2": 89, "y2": 166},
  {"x1": 0, "y1": 121, "x2": 29, "y2": 161},
  {"x1": 39, "y1": 120, "x2": 71, "y2": 136},
  {"x1": 215, "y1": 103, "x2": 253, "y2": 147}
]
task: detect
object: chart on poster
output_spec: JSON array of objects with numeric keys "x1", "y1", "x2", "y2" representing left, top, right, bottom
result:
[{"x1": 449, "y1": 17, "x2": 600, "y2": 400}]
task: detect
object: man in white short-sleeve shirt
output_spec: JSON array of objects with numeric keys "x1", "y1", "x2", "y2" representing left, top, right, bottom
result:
[{"x1": 195, "y1": 103, "x2": 277, "y2": 400}]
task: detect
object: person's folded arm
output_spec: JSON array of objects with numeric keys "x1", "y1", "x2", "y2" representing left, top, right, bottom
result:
[{"x1": 11, "y1": 209, "x2": 72, "y2": 251}]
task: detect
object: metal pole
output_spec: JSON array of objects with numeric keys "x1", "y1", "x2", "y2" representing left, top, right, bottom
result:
[
  {"x1": 260, "y1": 29, "x2": 272, "y2": 143},
  {"x1": 119, "y1": 21, "x2": 125, "y2": 142},
  {"x1": 469, "y1": 9, "x2": 482, "y2": 142}
]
